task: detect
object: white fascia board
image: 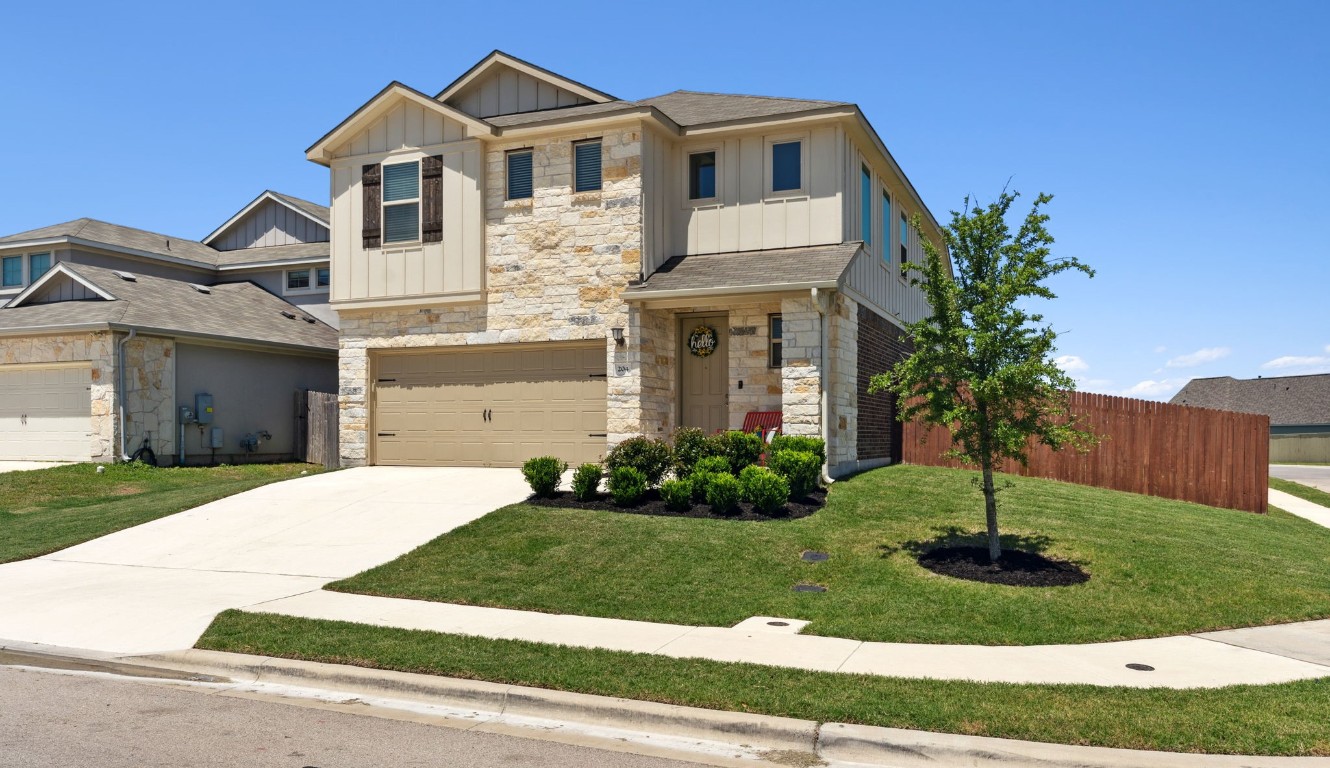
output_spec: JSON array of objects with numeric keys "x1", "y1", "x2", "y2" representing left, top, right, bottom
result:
[
  {"x1": 203, "y1": 191, "x2": 330, "y2": 246},
  {"x1": 216, "y1": 256, "x2": 329, "y2": 272},
  {"x1": 64, "y1": 237, "x2": 217, "y2": 271},
  {"x1": 623, "y1": 279, "x2": 840, "y2": 302},
  {"x1": 679, "y1": 107, "x2": 858, "y2": 137},
  {"x1": 0, "y1": 237, "x2": 68, "y2": 252},
  {"x1": 436, "y1": 51, "x2": 615, "y2": 105},
  {"x1": 307, "y1": 83, "x2": 494, "y2": 165},
  {"x1": 0, "y1": 322, "x2": 112, "y2": 337},
  {"x1": 493, "y1": 107, "x2": 681, "y2": 140},
  {"x1": 105, "y1": 323, "x2": 337, "y2": 356},
  {"x1": 6, "y1": 262, "x2": 117, "y2": 307}
]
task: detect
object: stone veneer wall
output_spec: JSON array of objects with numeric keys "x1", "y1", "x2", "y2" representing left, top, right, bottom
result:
[
  {"x1": 338, "y1": 126, "x2": 644, "y2": 466},
  {"x1": 856, "y1": 303, "x2": 913, "y2": 462},
  {"x1": 121, "y1": 335, "x2": 175, "y2": 463},
  {"x1": 780, "y1": 295, "x2": 823, "y2": 439},
  {"x1": 826, "y1": 295, "x2": 859, "y2": 470},
  {"x1": 1, "y1": 331, "x2": 117, "y2": 461}
]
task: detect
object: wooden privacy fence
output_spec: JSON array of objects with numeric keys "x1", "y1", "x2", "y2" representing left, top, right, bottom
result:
[
  {"x1": 294, "y1": 390, "x2": 339, "y2": 469},
  {"x1": 902, "y1": 392, "x2": 1270, "y2": 513}
]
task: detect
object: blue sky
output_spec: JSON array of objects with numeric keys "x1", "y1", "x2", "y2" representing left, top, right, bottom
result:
[{"x1": 2, "y1": 1, "x2": 1326, "y2": 399}]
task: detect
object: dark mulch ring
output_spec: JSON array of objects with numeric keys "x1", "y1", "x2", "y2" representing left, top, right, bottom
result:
[
  {"x1": 917, "y1": 546, "x2": 1090, "y2": 587},
  {"x1": 527, "y1": 488, "x2": 827, "y2": 521}
]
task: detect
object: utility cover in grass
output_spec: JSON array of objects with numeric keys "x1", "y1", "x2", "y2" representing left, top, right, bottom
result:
[{"x1": 917, "y1": 546, "x2": 1089, "y2": 587}]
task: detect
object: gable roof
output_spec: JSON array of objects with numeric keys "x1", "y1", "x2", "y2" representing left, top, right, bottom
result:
[
  {"x1": 624, "y1": 242, "x2": 864, "y2": 299},
  {"x1": 0, "y1": 263, "x2": 336, "y2": 352},
  {"x1": 203, "y1": 190, "x2": 329, "y2": 246},
  {"x1": 638, "y1": 90, "x2": 852, "y2": 127},
  {"x1": 1170, "y1": 374, "x2": 1330, "y2": 426},
  {"x1": 435, "y1": 50, "x2": 616, "y2": 105},
  {"x1": 212, "y1": 242, "x2": 330, "y2": 269},
  {"x1": 0, "y1": 218, "x2": 222, "y2": 269},
  {"x1": 306, "y1": 81, "x2": 494, "y2": 165}
]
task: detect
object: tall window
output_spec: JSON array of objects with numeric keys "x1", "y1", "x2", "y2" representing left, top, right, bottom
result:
[
  {"x1": 28, "y1": 252, "x2": 51, "y2": 280},
  {"x1": 316, "y1": 267, "x2": 330, "y2": 289},
  {"x1": 507, "y1": 149, "x2": 533, "y2": 200},
  {"x1": 574, "y1": 140, "x2": 602, "y2": 192},
  {"x1": 860, "y1": 166, "x2": 872, "y2": 245},
  {"x1": 382, "y1": 161, "x2": 420, "y2": 243},
  {"x1": 881, "y1": 190, "x2": 891, "y2": 265},
  {"x1": 771, "y1": 141, "x2": 801, "y2": 192},
  {"x1": 1, "y1": 256, "x2": 20, "y2": 287},
  {"x1": 688, "y1": 151, "x2": 716, "y2": 200},
  {"x1": 769, "y1": 314, "x2": 783, "y2": 368},
  {"x1": 899, "y1": 212, "x2": 909, "y2": 275}
]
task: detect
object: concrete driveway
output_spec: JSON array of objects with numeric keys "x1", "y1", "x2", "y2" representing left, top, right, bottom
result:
[
  {"x1": 1271, "y1": 464, "x2": 1330, "y2": 493},
  {"x1": 0, "y1": 461, "x2": 70, "y2": 474},
  {"x1": 0, "y1": 467, "x2": 529, "y2": 655}
]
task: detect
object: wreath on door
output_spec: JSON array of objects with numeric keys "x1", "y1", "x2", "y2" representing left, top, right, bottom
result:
[{"x1": 688, "y1": 325, "x2": 718, "y2": 358}]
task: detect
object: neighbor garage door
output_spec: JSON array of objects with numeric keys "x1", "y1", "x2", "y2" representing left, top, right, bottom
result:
[
  {"x1": 0, "y1": 364, "x2": 92, "y2": 461},
  {"x1": 373, "y1": 343, "x2": 607, "y2": 467}
]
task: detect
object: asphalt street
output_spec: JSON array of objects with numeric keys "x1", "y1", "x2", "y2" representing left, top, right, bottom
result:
[
  {"x1": 0, "y1": 666, "x2": 712, "y2": 768},
  {"x1": 1270, "y1": 464, "x2": 1330, "y2": 493}
]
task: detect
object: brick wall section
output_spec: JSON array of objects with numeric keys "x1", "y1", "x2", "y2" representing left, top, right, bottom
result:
[{"x1": 856, "y1": 303, "x2": 913, "y2": 461}]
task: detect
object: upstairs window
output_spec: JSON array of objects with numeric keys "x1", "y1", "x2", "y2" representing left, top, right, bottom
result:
[
  {"x1": 507, "y1": 149, "x2": 533, "y2": 200},
  {"x1": 771, "y1": 141, "x2": 801, "y2": 192},
  {"x1": 2, "y1": 256, "x2": 20, "y2": 287},
  {"x1": 688, "y1": 151, "x2": 716, "y2": 200},
  {"x1": 769, "y1": 314, "x2": 783, "y2": 368},
  {"x1": 860, "y1": 166, "x2": 872, "y2": 245},
  {"x1": 28, "y1": 252, "x2": 51, "y2": 280},
  {"x1": 286, "y1": 269, "x2": 311, "y2": 291},
  {"x1": 316, "y1": 267, "x2": 330, "y2": 289},
  {"x1": 574, "y1": 140, "x2": 602, "y2": 192},
  {"x1": 899, "y1": 212, "x2": 909, "y2": 275},
  {"x1": 382, "y1": 161, "x2": 421, "y2": 244},
  {"x1": 881, "y1": 190, "x2": 891, "y2": 265}
]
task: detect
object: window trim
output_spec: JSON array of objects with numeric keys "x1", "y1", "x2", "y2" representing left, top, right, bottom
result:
[
  {"x1": 682, "y1": 145, "x2": 722, "y2": 206},
  {"x1": 1, "y1": 250, "x2": 52, "y2": 290},
  {"x1": 316, "y1": 266, "x2": 331, "y2": 289},
  {"x1": 768, "y1": 313, "x2": 783, "y2": 369},
  {"x1": 763, "y1": 132, "x2": 810, "y2": 199},
  {"x1": 381, "y1": 159, "x2": 422, "y2": 245},
  {"x1": 506, "y1": 148, "x2": 534, "y2": 201},
  {"x1": 283, "y1": 266, "x2": 330, "y2": 296},
  {"x1": 860, "y1": 164, "x2": 873, "y2": 246},
  {"x1": 573, "y1": 138, "x2": 603, "y2": 193}
]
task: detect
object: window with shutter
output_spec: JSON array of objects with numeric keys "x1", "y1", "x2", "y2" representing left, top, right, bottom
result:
[
  {"x1": 383, "y1": 161, "x2": 421, "y2": 244},
  {"x1": 507, "y1": 150, "x2": 533, "y2": 200},
  {"x1": 421, "y1": 155, "x2": 443, "y2": 243},
  {"x1": 574, "y1": 140, "x2": 602, "y2": 192},
  {"x1": 362, "y1": 164, "x2": 382, "y2": 249}
]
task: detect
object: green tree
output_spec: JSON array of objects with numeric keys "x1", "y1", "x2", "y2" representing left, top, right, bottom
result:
[{"x1": 870, "y1": 190, "x2": 1098, "y2": 562}]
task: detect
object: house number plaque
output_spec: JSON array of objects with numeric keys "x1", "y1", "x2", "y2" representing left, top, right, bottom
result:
[{"x1": 688, "y1": 325, "x2": 718, "y2": 358}]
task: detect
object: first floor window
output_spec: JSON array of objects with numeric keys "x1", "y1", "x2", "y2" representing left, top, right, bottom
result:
[
  {"x1": 2, "y1": 256, "x2": 20, "y2": 287},
  {"x1": 688, "y1": 151, "x2": 716, "y2": 200},
  {"x1": 574, "y1": 140, "x2": 602, "y2": 192},
  {"x1": 772, "y1": 141, "x2": 801, "y2": 192},
  {"x1": 382, "y1": 160, "x2": 421, "y2": 243},
  {"x1": 28, "y1": 252, "x2": 51, "y2": 280},
  {"x1": 316, "y1": 267, "x2": 330, "y2": 289},
  {"x1": 286, "y1": 269, "x2": 310, "y2": 290},
  {"x1": 769, "y1": 314, "x2": 783, "y2": 368},
  {"x1": 507, "y1": 149, "x2": 533, "y2": 200}
]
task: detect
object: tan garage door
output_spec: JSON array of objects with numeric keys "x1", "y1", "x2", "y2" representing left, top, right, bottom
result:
[
  {"x1": 373, "y1": 343, "x2": 607, "y2": 467},
  {"x1": 0, "y1": 364, "x2": 92, "y2": 461}
]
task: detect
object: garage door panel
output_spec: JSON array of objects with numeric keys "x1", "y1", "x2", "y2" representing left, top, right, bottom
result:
[{"x1": 0, "y1": 365, "x2": 93, "y2": 461}]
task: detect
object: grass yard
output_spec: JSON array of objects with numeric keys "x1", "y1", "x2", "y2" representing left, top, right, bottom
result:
[
  {"x1": 330, "y1": 464, "x2": 1330, "y2": 645},
  {"x1": 198, "y1": 611, "x2": 1330, "y2": 756},
  {"x1": 1270, "y1": 476, "x2": 1330, "y2": 509},
  {"x1": 0, "y1": 462, "x2": 322, "y2": 563}
]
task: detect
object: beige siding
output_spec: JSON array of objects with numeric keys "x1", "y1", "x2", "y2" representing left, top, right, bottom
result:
[
  {"x1": 211, "y1": 199, "x2": 329, "y2": 251},
  {"x1": 446, "y1": 64, "x2": 593, "y2": 118},
  {"x1": 330, "y1": 101, "x2": 469, "y2": 160},
  {"x1": 640, "y1": 127, "x2": 676, "y2": 275}
]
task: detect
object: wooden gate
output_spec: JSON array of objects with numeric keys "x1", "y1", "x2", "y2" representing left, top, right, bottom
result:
[{"x1": 294, "y1": 389, "x2": 339, "y2": 469}]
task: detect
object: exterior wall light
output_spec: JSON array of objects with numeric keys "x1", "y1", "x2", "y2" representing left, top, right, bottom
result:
[{"x1": 611, "y1": 327, "x2": 625, "y2": 346}]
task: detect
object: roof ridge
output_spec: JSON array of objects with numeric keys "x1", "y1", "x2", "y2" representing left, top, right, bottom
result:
[{"x1": 652, "y1": 88, "x2": 848, "y2": 105}]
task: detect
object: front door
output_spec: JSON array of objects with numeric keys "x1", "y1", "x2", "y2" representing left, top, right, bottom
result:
[{"x1": 679, "y1": 315, "x2": 728, "y2": 434}]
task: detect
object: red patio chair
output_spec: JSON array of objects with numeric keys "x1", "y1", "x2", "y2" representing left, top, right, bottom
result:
[{"x1": 741, "y1": 411, "x2": 783, "y2": 464}]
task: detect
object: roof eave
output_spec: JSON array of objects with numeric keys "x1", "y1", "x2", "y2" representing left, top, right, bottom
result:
[
  {"x1": 203, "y1": 191, "x2": 330, "y2": 245},
  {"x1": 0, "y1": 321, "x2": 112, "y2": 337},
  {"x1": 679, "y1": 105, "x2": 858, "y2": 136},
  {"x1": 435, "y1": 50, "x2": 617, "y2": 104},
  {"x1": 494, "y1": 106, "x2": 681, "y2": 138},
  {"x1": 7, "y1": 262, "x2": 117, "y2": 307},
  {"x1": 623, "y1": 279, "x2": 840, "y2": 302},
  {"x1": 105, "y1": 322, "x2": 338, "y2": 355},
  {"x1": 215, "y1": 254, "x2": 330, "y2": 271},
  {"x1": 306, "y1": 82, "x2": 495, "y2": 166}
]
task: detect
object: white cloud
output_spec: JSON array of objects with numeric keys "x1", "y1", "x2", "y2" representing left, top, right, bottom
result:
[
  {"x1": 1154, "y1": 345, "x2": 1168, "y2": 354},
  {"x1": 1112, "y1": 378, "x2": 1190, "y2": 400},
  {"x1": 1261, "y1": 345, "x2": 1330, "y2": 372},
  {"x1": 1055, "y1": 355, "x2": 1089, "y2": 373},
  {"x1": 1165, "y1": 347, "x2": 1231, "y2": 369}
]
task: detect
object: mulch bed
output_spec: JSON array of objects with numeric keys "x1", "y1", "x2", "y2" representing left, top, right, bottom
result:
[
  {"x1": 527, "y1": 488, "x2": 826, "y2": 522},
  {"x1": 917, "y1": 545, "x2": 1090, "y2": 587}
]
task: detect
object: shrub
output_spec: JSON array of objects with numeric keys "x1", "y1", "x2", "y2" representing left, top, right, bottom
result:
[
  {"x1": 739, "y1": 465, "x2": 790, "y2": 514},
  {"x1": 605, "y1": 436, "x2": 673, "y2": 487},
  {"x1": 706, "y1": 472, "x2": 742, "y2": 515},
  {"x1": 768, "y1": 435, "x2": 826, "y2": 466},
  {"x1": 769, "y1": 449, "x2": 820, "y2": 499},
  {"x1": 670, "y1": 427, "x2": 718, "y2": 477},
  {"x1": 659, "y1": 478, "x2": 693, "y2": 511},
  {"x1": 689, "y1": 471, "x2": 714, "y2": 502},
  {"x1": 571, "y1": 463, "x2": 602, "y2": 502},
  {"x1": 607, "y1": 466, "x2": 648, "y2": 506},
  {"x1": 716, "y1": 430, "x2": 764, "y2": 474},
  {"x1": 693, "y1": 455, "x2": 732, "y2": 477},
  {"x1": 521, "y1": 456, "x2": 567, "y2": 498}
]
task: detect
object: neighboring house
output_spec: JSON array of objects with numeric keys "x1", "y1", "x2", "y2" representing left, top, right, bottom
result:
[
  {"x1": 0, "y1": 192, "x2": 338, "y2": 464},
  {"x1": 1171, "y1": 374, "x2": 1330, "y2": 462},
  {"x1": 308, "y1": 50, "x2": 949, "y2": 475}
]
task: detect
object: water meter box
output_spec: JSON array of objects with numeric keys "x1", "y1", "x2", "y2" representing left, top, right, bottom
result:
[
  {"x1": 195, "y1": 393, "x2": 214, "y2": 424},
  {"x1": 209, "y1": 427, "x2": 224, "y2": 449}
]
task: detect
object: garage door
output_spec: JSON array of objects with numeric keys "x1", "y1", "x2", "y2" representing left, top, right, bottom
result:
[
  {"x1": 0, "y1": 364, "x2": 92, "y2": 461},
  {"x1": 373, "y1": 343, "x2": 607, "y2": 467}
]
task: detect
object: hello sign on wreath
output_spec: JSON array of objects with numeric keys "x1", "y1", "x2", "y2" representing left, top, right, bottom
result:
[{"x1": 688, "y1": 325, "x2": 718, "y2": 357}]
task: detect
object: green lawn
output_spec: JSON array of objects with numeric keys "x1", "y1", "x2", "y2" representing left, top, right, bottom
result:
[
  {"x1": 198, "y1": 611, "x2": 1330, "y2": 756},
  {"x1": 1270, "y1": 476, "x2": 1330, "y2": 509},
  {"x1": 0, "y1": 462, "x2": 323, "y2": 563},
  {"x1": 329, "y1": 464, "x2": 1330, "y2": 645}
]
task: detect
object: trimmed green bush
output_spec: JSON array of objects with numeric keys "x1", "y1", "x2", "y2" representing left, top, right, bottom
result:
[
  {"x1": 739, "y1": 465, "x2": 790, "y2": 514},
  {"x1": 521, "y1": 456, "x2": 567, "y2": 498},
  {"x1": 607, "y1": 466, "x2": 648, "y2": 506},
  {"x1": 571, "y1": 463, "x2": 602, "y2": 502},
  {"x1": 605, "y1": 437, "x2": 673, "y2": 487},
  {"x1": 768, "y1": 435, "x2": 826, "y2": 466},
  {"x1": 689, "y1": 471, "x2": 714, "y2": 503},
  {"x1": 769, "y1": 449, "x2": 820, "y2": 499},
  {"x1": 659, "y1": 478, "x2": 693, "y2": 511},
  {"x1": 670, "y1": 427, "x2": 718, "y2": 477},
  {"x1": 716, "y1": 430, "x2": 764, "y2": 474},
  {"x1": 705, "y1": 472, "x2": 742, "y2": 515}
]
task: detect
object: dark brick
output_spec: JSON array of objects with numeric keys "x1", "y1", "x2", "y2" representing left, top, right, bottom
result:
[{"x1": 856, "y1": 304, "x2": 913, "y2": 462}]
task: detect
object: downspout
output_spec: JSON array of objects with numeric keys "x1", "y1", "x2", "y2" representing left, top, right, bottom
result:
[
  {"x1": 810, "y1": 288, "x2": 834, "y2": 486},
  {"x1": 116, "y1": 328, "x2": 137, "y2": 461}
]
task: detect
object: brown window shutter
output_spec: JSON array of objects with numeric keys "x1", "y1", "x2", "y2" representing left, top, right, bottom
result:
[
  {"x1": 362, "y1": 163, "x2": 382, "y2": 249},
  {"x1": 421, "y1": 155, "x2": 444, "y2": 244}
]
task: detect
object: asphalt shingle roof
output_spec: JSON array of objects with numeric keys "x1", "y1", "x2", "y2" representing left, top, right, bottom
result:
[
  {"x1": 0, "y1": 218, "x2": 221, "y2": 267},
  {"x1": 1170, "y1": 375, "x2": 1330, "y2": 426},
  {"x1": 267, "y1": 191, "x2": 330, "y2": 224},
  {"x1": 480, "y1": 90, "x2": 850, "y2": 130},
  {"x1": 212, "y1": 242, "x2": 330, "y2": 268},
  {"x1": 624, "y1": 242, "x2": 863, "y2": 295},
  {"x1": 0, "y1": 263, "x2": 337, "y2": 351}
]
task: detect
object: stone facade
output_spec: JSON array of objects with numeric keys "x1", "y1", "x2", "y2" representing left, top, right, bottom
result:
[
  {"x1": 121, "y1": 335, "x2": 175, "y2": 462},
  {"x1": 1, "y1": 331, "x2": 117, "y2": 461},
  {"x1": 780, "y1": 294, "x2": 823, "y2": 439},
  {"x1": 826, "y1": 294, "x2": 859, "y2": 470}
]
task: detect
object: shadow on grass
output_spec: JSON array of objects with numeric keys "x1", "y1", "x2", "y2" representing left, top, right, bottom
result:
[{"x1": 879, "y1": 526, "x2": 1058, "y2": 559}]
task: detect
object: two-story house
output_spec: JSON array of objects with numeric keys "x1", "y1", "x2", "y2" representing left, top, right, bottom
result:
[
  {"x1": 309, "y1": 51, "x2": 946, "y2": 477},
  {"x1": 0, "y1": 191, "x2": 338, "y2": 464}
]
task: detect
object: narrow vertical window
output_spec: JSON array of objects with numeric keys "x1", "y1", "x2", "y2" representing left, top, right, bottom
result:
[
  {"x1": 316, "y1": 267, "x2": 331, "y2": 289},
  {"x1": 507, "y1": 149, "x2": 533, "y2": 200},
  {"x1": 688, "y1": 151, "x2": 716, "y2": 200},
  {"x1": 28, "y1": 252, "x2": 51, "y2": 280},
  {"x1": 382, "y1": 161, "x2": 421, "y2": 243},
  {"x1": 574, "y1": 140, "x2": 602, "y2": 192},
  {"x1": 899, "y1": 212, "x2": 909, "y2": 275},
  {"x1": 860, "y1": 166, "x2": 872, "y2": 245},
  {"x1": 881, "y1": 190, "x2": 891, "y2": 265},
  {"x1": 2, "y1": 256, "x2": 21, "y2": 287},
  {"x1": 769, "y1": 314, "x2": 783, "y2": 368},
  {"x1": 771, "y1": 141, "x2": 801, "y2": 192}
]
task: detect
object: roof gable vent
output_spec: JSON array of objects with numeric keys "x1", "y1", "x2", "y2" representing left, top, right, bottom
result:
[
  {"x1": 280, "y1": 310, "x2": 296, "y2": 319},
  {"x1": 189, "y1": 284, "x2": 211, "y2": 294},
  {"x1": 112, "y1": 270, "x2": 137, "y2": 282}
]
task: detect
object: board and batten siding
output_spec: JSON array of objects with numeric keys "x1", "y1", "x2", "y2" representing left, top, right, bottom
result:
[
  {"x1": 26, "y1": 276, "x2": 101, "y2": 304},
  {"x1": 640, "y1": 127, "x2": 677, "y2": 276},
  {"x1": 211, "y1": 199, "x2": 329, "y2": 252},
  {"x1": 665, "y1": 125, "x2": 844, "y2": 258},
  {"x1": 328, "y1": 100, "x2": 483, "y2": 305},
  {"x1": 445, "y1": 65, "x2": 594, "y2": 119}
]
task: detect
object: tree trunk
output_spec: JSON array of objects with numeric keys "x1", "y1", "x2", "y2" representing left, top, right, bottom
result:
[{"x1": 981, "y1": 459, "x2": 1000, "y2": 562}]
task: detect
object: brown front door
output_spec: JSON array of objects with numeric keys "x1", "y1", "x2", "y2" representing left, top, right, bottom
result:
[{"x1": 679, "y1": 315, "x2": 728, "y2": 434}]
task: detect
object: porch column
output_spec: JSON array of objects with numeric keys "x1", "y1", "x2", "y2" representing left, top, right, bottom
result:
[{"x1": 780, "y1": 295, "x2": 822, "y2": 437}]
